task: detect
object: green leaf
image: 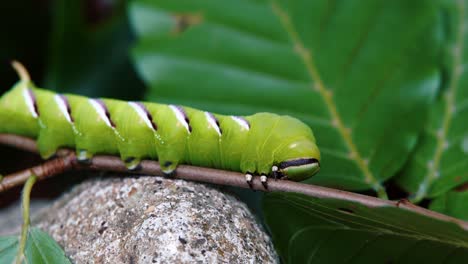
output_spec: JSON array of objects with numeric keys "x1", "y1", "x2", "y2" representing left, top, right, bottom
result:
[
  {"x1": 44, "y1": 0, "x2": 144, "y2": 100},
  {"x1": 130, "y1": 0, "x2": 441, "y2": 195},
  {"x1": 397, "y1": 0, "x2": 468, "y2": 201},
  {"x1": 0, "y1": 236, "x2": 18, "y2": 264},
  {"x1": 430, "y1": 190, "x2": 468, "y2": 221},
  {"x1": 24, "y1": 227, "x2": 71, "y2": 264},
  {"x1": 0, "y1": 229, "x2": 71, "y2": 264},
  {"x1": 263, "y1": 192, "x2": 468, "y2": 263}
]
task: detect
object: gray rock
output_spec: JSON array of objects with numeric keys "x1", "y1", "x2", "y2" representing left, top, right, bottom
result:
[{"x1": 34, "y1": 176, "x2": 278, "y2": 264}]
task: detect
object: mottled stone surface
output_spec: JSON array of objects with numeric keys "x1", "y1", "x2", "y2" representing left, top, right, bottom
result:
[{"x1": 34, "y1": 176, "x2": 278, "y2": 264}]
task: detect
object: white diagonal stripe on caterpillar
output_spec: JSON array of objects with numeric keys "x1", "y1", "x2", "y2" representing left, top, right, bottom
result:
[
  {"x1": 129, "y1": 102, "x2": 155, "y2": 131},
  {"x1": 205, "y1": 112, "x2": 222, "y2": 136},
  {"x1": 169, "y1": 105, "x2": 191, "y2": 133},
  {"x1": 89, "y1": 99, "x2": 113, "y2": 128},
  {"x1": 89, "y1": 99, "x2": 125, "y2": 142},
  {"x1": 231, "y1": 116, "x2": 250, "y2": 131},
  {"x1": 55, "y1": 95, "x2": 73, "y2": 123},
  {"x1": 23, "y1": 88, "x2": 38, "y2": 118}
]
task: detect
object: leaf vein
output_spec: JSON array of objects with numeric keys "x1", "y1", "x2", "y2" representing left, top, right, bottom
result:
[
  {"x1": 270, "y1": 0, "x2": 386, "y2": 198},
  {"x1": 414, "y1": 0, "x2": 466, "y2": 202}
]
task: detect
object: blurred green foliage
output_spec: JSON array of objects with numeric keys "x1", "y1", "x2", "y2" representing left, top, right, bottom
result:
[{"x1": 44, "y1": 0, "x2": 145, "y2": 99}]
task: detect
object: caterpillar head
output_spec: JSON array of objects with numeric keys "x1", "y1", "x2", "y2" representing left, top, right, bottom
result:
[
  {"x1": 270, "y1": 116, "x2": 321, "y2": 181},
  {"x1": 273, "y1": 139, "x2": 321, "y2": 181}
]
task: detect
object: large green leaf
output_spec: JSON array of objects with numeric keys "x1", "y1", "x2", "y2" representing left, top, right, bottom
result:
[
  {"x1": 44, "y1": 0, "x2": 144, "y2": 100},
  {"x1": 397, "y1": 0, "x2": 468, "y2": 201},
  {"x1": 0, "y1": 228, "x2": 71, "y2": 264},
  {"x1": 130, "y1": 0, "x2": 441, "y2": 196},
  {"x1": 263, "y1": 192, "x2": 468, "y2": 263},
  {"x1": 430, "y1": 190, "x2": 468, "y2": 220}
]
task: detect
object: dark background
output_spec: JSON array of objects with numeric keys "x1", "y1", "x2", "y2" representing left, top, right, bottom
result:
[{"x1": 0, "y1": 0, "x2": 146, "y2": 208}]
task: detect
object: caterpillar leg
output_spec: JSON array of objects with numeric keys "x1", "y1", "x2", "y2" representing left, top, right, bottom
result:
[
  {"x1": 161, "y1": 160, "x2": 178, "y2": 177},
  {"x1": 271, "y1": 166, "x2": 279, "y2": 179},
  {"x1": 260, "y1": 175, "x2": 268, "y2": 189},
  {"x1": 245, "y1": 173, "x2": 253, "y2": 189},
  {"x1": 76, "y1": 149, "x2": 93, "y2": 164},
  {"x1": 124, "y1": 157, "x2": 141, "y2": 171}
]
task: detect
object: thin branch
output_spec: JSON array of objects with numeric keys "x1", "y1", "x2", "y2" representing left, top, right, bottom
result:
[
  {"x1": 0, "y1": 134, "x2": 37, "y2": 153},
  {"x1": 1, "y1": 133, "x2": 468, "y2": 230},
  {"x1": 0, "y1": 153, "x2": 75, "y2": 192}
]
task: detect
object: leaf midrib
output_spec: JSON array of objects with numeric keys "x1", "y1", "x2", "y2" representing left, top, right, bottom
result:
[
  {"x1": 414, "y1": 0, "x2": 466, "y2": 201},
  {"x1": 269, "y1": 1, "x2": 386, "y2": 198}
]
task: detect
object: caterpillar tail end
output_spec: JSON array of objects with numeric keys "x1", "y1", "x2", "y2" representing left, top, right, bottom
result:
[{"x1": 11, "y1": 60, "x2": 31, "y2": 82}]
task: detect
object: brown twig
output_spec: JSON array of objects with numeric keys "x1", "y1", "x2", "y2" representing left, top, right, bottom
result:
[
  {"x1": 1, "y1": 133, "x2": 468, "y2": 230},
  {"x1": 0, "y1": 153, "x2": 76, "y2": 192},
  {"x1": 0, "y1": 134, "x2": 37, "y2": 153}
]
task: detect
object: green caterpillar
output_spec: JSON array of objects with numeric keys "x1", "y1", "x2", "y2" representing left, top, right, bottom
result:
[{"x1": 0, "y1": 62, "x2": 320, "y2": 186}]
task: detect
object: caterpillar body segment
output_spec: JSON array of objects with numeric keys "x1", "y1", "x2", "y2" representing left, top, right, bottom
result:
[
  {"x1": 36, "y1": 92, "x2": 79, "y2": 159},
  {"x1": 0, "y1": 63, "x2": 321, "y2": 185}
]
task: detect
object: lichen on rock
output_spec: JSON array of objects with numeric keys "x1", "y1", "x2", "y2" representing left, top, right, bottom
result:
[{"x1": 34, "y1": 176, "x2": 278, "y2": 263}]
